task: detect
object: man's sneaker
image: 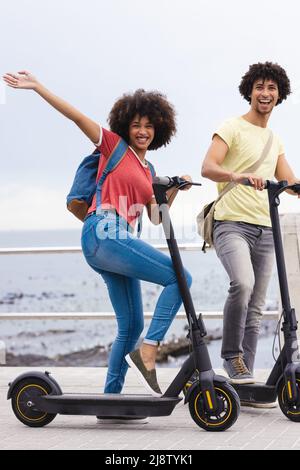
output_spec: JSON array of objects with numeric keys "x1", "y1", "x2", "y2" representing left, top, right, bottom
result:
[
  {"x1": 240, "y1": 400, "x2": 277, "y2": 409},
  {"x1": 125, "y1": 350, "x2": 162, "y2": 397},
  {"x1": 223, "y1": 356, "x2": 255, "y2": 384},
  {"x1": 97, "y1": 416, "x2": 149, "y2": 424}
]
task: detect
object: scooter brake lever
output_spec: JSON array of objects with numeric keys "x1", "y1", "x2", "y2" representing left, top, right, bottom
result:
[
  {"x1": 171, "y1": 177, "x2": 202, "y2": 190},
  {"x1": 291, "y1": 183, "x2": 300, "y2": 194}
]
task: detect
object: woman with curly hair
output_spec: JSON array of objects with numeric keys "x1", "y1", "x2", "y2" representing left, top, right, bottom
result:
[
  {"x1": 3, "y1": 71, "x2": 192, "y2": 419},
  {"x1": 201, "y1": 62, "x2": 300, "y2": 404}
]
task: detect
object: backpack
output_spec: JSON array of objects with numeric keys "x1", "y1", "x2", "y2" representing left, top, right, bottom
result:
[{"x1": 66, "y1": 138, "x2": 155, "y2": 236}]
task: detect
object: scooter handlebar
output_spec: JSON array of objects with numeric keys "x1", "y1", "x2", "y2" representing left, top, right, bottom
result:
[
  {"x1": 152, "y1": 176, "x2": 202, "y2": 189},
  {"x1": 241, "y1": 178, "x2": 300, "y2": 194}
]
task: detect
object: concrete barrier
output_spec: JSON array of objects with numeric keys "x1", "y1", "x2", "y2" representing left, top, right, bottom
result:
[{"x1": 281, "y1": 213, "x2": 300, "y2": 325}]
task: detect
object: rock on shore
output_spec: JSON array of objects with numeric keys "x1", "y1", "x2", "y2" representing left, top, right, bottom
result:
[{"x1": 4, "y1": 329, "x2": 224, "y2": 367}]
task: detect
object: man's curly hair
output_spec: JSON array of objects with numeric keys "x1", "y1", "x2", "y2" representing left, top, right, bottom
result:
[
  {"x1": 108, "y1": 89, "x2": 176, "y2": 150},
  {"x1": 239, "y1": 62, "x2": 291, "y2": 105}
]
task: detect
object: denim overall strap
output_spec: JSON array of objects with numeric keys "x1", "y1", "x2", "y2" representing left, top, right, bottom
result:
[
  {"x1": 136, "y1": 160, "x2": 156, "y2": 238},
  {"x1": 96, "y1": 139, "x2": 128, "y2": 215}
]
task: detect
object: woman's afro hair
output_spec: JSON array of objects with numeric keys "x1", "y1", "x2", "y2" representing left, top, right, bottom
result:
[
  {"x1": 108, "y1": 89, "x2": 176, "y2": 150},
  {"x1": 239, "y1": 61, "x2": 291, "y2": 105}
]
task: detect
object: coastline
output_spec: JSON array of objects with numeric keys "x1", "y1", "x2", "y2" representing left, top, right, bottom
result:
[{"x1": 3, "y1": 320, "x2": 277, "y2": 368}]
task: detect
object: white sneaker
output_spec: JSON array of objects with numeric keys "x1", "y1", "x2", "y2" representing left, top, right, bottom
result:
[
  {"x1": 240, "y1": 400, "x2": 277, "y2": 409},
  {"x1": 97, "y1": 416, "x2": 149, "y2": 424}
]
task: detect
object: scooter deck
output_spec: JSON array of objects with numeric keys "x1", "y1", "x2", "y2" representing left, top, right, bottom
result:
[
  {"x1": 35, "y1": 393, "x2": 182, "y2": 417},
  {"x1": 232, "y1": 382, "x2": 277, "y2": 403}
]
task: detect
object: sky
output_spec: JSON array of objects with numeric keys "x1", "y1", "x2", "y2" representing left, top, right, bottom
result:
[{"x1": 1, "y1": 0, "x2": 300, "y2": 232}]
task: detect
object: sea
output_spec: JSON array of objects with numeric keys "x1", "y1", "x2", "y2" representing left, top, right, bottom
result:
[{"x1": 0, "y1": 228, "x2": 280, "y2": 369}]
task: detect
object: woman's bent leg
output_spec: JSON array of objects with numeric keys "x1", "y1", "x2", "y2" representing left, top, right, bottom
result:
[
  {"x1": 88, "y1": 225, "x2": 192, "y2": 346},
  {"x1": 82, "y1": 214, "x2": 192, "y2": 392}
]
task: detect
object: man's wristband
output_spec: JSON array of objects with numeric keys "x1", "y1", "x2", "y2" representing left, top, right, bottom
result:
[{"x1": 229, "y1": 172, "x2": 235, "y2": 182}]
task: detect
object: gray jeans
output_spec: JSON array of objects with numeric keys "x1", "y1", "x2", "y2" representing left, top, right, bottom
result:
[{"x1": 213, "y1": 221, "x2": 275, "y2": 373}]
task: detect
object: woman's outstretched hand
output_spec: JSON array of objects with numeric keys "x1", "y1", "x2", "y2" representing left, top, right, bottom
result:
[
  {"x1": 2, "y1": 70, "x2": 100, "y2": 143},
  {"x1": 2, "y1": 71, "x2": 38, "y2": 90}
]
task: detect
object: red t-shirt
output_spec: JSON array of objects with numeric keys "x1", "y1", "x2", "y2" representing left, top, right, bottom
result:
[{"x1": 87, "y1": 127, "x2": 154, "y2": 228}]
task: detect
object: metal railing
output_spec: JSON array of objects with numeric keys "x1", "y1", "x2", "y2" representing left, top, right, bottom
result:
[
  {"x1": 0, "y1": 243, "x2": 199, "y2": 255},
  {"x1": 0, "y1": 243, "x2": 278, "y2": 320},
  {"x1": 0, "y1": 310, "x2": 278, "y2": 320},
  {"x1": 0, "y1": 244, "x2": 278, "y2": 364}
]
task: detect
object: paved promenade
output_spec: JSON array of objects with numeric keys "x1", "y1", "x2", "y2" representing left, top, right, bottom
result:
[{"x1": 0, "y1": 367, "x2": 299, "y2": 450}]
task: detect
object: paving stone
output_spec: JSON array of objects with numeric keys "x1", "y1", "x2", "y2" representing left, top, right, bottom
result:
[{"x1": 1, "y1": 367, "x2": 300, "y2": 450}]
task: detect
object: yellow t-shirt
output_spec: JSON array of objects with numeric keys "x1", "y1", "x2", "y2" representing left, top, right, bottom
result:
[{"x1": 214, "y1": 116, "x2": 285, "y2": 227}]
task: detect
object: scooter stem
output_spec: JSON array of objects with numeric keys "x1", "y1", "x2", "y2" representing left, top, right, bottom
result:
[
  {"x1": 153, "y1": 180, "x2": 218, "y2": 411},
  {"x1": 267, "y1": 180, "x2": 293, "y2": 313},
  {"x1": 152, "y1": 182, "x2": 206, "y2": 335},
  {"x1": 267, "y1": 181, "x2": 300, "y2": 384}
]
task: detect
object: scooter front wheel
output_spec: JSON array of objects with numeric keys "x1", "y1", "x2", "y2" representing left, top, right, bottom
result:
[
  {"x1": 278, "y1": 375, "x2": 300, "y2": 422},
  {"x1": 188, "y1": 380, "x2": 240, "y2": 432},
  {"x1": 11, "y1": 377, "x2": 56, "y2": 427}
]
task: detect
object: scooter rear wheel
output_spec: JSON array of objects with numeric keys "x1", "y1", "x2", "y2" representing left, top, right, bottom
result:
[
  {"x1": 188, "y1": 380, "x2": 240, "y2": 432},
  {"x1": 11, "y1": 377, "x2": 56, "y2": 427},
  {"x1": 278, "y1": 375, "x2": 300, "y2": 422}
]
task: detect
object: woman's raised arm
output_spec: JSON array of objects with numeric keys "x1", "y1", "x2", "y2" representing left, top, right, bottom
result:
[{"x1": 2, "y1": 71, "x2": 100, "y2": 144}]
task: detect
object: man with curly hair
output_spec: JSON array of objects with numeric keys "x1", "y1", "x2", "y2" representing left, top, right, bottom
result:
[
  {"x1": 201, "y1": 62, "x2": 300, "y2": 405},
  {"x1": 3, "y1": 71, "x2": 192, "y2": 422}
]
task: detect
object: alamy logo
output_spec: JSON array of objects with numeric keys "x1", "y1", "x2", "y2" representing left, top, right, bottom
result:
[{"x1": 95, "y1": 198, "x2": 177, "y2": 240}]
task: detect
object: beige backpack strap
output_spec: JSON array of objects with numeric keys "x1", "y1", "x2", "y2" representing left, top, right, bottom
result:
[{"x1": 244, "y1": 130, "x2": 273, "y2": 173}]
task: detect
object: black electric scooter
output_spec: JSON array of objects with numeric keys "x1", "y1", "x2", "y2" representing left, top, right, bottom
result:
[
  {"x1": 7, "y1": 176, "x2": 240, "y2": 432},
  {"x1": 187, "y1": 179, "x2": 300, "y2": 420}
]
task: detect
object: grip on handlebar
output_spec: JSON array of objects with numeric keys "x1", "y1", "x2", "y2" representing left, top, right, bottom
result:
[
  {"x1": 152, "y1": 176, "x2": 172, "y2": 186},
  {"x1": 241, "y1": 178, "x2": 268, "y2": 189}
]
